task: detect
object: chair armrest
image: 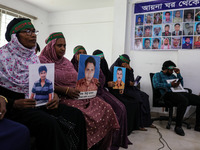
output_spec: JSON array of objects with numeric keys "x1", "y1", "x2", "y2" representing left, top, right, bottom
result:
[
  {"x1": 154, "y1": 87, "x2": 168, "y2": 105},
  {"x1": 184, "y1": 88, "x2": 192, "y2": 94}
]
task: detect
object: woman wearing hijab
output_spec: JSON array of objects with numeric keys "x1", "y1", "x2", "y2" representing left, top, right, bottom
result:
[
  {"x1": 39, "y1": 33, "x2": 119, "y2": 150},
  {"x1": 110, "y1": 54, "x2": 154, "y2": 134},
  {"x1": 0, "y1": 18, "x2": 87, "y2": 150},
  {"x1": 72, "y1": 48, "x2": 131, "y2": 150}
]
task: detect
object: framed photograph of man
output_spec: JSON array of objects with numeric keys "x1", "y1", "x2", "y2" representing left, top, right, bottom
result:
[
  {"x1": 143, "y1": 38, "x2": 152, "y2": 49},
  {"x1": 182, "y1": 37, "x2": 193, "y2": 49},
  {"x1": 195, "y1": 9, "x2": 200, "y2": 21},
  {"x1": 134, "y1": 38, "x2": 143, "y2": 50},
  {"x1": 183, "y1": 23, "x2": 194, "y2": 35},
  {"x1": 194, "y1": 22, "x2": 200, "y2": 35},
  {"x1": 113, "y1": 66, "x2": 126, "y2": 89},
  {"x1": 172, "y1": 23, "x2": 183, "y2": 36},
  {"x1": 171, "y1": 37, "x2": 182, "y2": 49},
  {"x1": 135, "y1": 15, "x2": 144, "y2": 26},
  {"x1": 76, "y1": 54, "x2": 100, "y2": 99},
  {"x1": 135, "y1": 26, "x2": 143, "y2": 38},
  {"x1": 163, "y1": 11, "x2": 172, "y2": 23},
  {"x1": 173, "y1": 10, "x2": 183, "y2": 23},
  {"x1": 29, "y1": 63, "x2": 54, "y2": 107},
  {"x1": 143, "y1": 26, "x2": 152, "y2": 37},
  {"x1": 153, "y1": 12, "x2": 162, "y2": 24},
  {"x1": 162, "y1": 24, "x2": 171, "y2": 36},
  {"x1": 161, "y1": 37, "x2": 171, "y2": 49},
  {"x1": 152, "y1": 38, "x2": 161, "y2": 49},
  {"x1": 152, "y1": 25, "x2": 162, "y2": 37},
  {"x1": 193, "y1": 36, "x2": 200, "y2": 49},
  {"x1": 144, "y1": 14, "x2": 153, "y2": 25},
  {"x1": 184, "y1": 9, "x2": 194, "y2": 22}
]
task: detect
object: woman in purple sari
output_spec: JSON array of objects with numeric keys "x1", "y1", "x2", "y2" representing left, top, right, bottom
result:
[
  {"x1": 71, "y1": 47, "x2": 131, "y2": 150},
  {"x1": 39, "y1": 33, "x2": 119, "y2": 150}
]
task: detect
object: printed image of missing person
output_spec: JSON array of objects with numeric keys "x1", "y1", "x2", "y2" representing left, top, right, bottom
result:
[
  {"x1": 153, "y1": 12, "x2": 162, "y2": 24},
  {"x1": 152, "y1": 25, "x2": 162, "y2": 37},
  {"x1": 135, "y1": 26, "x2": 143, "y2": 38},
  {"x1": 152, "y1": 38, "x2": 161, "y2": 49},
  {"x1": 134, "y1": 38, "x2": 143, "y2": 50},
  {"x1": 162, "y1": 24, "x2": 171, "y2": 36},
  {"x1": 135, "y1": 15, "x2": 144, "y2": 25},
  {"x1": 193, "y1": 36, "x2": 200, "y2": 49},
  {"x1": 143, "y1": 38, "x2": 152, "y2": 49},
  {"x1": 182, "y1": 37, "x2": 193, "y2": 49},
  {"x1": 183, "y1": 23, "x2": 194, "y2": 35},
  {"x1": 143, "y1": 26, "x2": 152, "y2": 37},
  {"x1": 171, "y1": 37, "x2": 182, "y2": 49}
]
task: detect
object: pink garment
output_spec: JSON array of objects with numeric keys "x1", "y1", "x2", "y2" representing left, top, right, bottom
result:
[
  {"x1": 39, "y1": 39, "x2": 119, "y2": 149},
  {"x1": 0, "y1": 34, "x2": 39, "y2": 97}
]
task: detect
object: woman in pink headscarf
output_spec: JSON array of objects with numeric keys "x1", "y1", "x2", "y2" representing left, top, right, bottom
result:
[{"x1": 39, "y1": 32, "x2": 119, "y2": 150}]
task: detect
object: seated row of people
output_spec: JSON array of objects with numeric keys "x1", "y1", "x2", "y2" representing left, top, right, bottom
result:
[{"x1": 0, "y1": 18, "x2": 154, "y2": 150}]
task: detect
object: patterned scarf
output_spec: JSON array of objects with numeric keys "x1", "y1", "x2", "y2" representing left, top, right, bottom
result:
[{"x1": 0, "y1": 34, "x2": 40, "y2": 97}]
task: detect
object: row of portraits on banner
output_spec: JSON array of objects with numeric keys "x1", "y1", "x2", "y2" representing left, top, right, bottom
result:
[{"x1": 133, "y1": 8, "x2": 200, "y2": 50}]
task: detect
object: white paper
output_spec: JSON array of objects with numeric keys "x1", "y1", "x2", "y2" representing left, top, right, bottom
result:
[{"x1": 166, "y1": 79, "x2": 187, "y2": 92}]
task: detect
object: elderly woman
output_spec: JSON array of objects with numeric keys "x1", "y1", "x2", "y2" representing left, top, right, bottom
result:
[
  {"x1": 72, "y1": 48, "x2": 131, "y2": 150},
  {"x1": 0, "y1": 18, "x2": 87, "y2": 150},
  {"x1": 39, "y1": 33, "x2": 119, "y2": 150},
  {"x1": 110, "y1": 54, "x2": 154, "y2": 134}
]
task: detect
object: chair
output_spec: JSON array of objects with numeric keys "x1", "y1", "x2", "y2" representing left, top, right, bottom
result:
[{"x1": 149, "y1": 73, "x2": 191, "y2": 129}]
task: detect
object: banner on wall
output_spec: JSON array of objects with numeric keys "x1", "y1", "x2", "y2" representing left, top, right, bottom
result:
[{"x1": 132, "y1": 0, "x2": 200, "y2": 50}]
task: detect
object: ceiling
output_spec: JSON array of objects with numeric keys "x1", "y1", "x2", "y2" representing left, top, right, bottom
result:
[{"x1": 21, "y1": 0, "x2": 114, "y2": 12}]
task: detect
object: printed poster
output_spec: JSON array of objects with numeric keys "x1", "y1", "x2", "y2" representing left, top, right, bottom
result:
[{"x1": 113, "y1": 66, "x2": 126, "y2": 89}]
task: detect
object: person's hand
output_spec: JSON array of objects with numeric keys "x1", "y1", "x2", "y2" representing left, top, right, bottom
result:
[
  {"x1": 0, "y1": 97, "x2": 7, "y2": 120},
  {"x1": 68, "y1": 87, "x2": 80, "y2": 99},
  {"x1": 13, "y1": 99, "x2": 36, "y2": 109},
  {"x1": 130, "y1": 81, "x2": 134, "y2": 86},
  {"x1": 171, "y1": 80, "x2": 180, "y2": 87},
  {"x1": 46, "y1": 93, "x2": 59, "y2": 109},
  {"x1": 122, "y1": 63, "x2": 132, "y2": 70},
  {"x1": 119, "y1": 89, "x2": 124, "y2": 94},
  {"x1": 174, "y1": 68, "x2": 180, "y2": 74},
  {"x1": 96, "y1": 81, "x2": 100, "y2": 87},
  {"x1": 107, "y1": 81, "x2": 115, "y2": 87}
]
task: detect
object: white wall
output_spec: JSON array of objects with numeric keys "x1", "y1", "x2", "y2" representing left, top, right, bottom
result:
[
  {"x1": 115, "y1": 0, "x2": 200, "y2": 111},
  {"x1": 1, "y1": 0, "x2": 49, "y2": 50},
  {"x1": 48, "y1": 7, "x2": 114, "y2": 65}
]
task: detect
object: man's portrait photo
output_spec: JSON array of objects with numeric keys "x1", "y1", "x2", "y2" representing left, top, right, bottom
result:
[
  {"x1": 152, "y1": 38, "x2": 161, "y2": 49},
  {"x1": 153, "y1": 25, "x2": 162, "y2": 37},
  {"x1": 143, "y1": 38, "x2": 152, "y2": 49},
  {"x1": 144, "y1": 14, "x2": 153, "y2": 25},
  {"x1": 153, "y1": 12, "x2": 162, "y2": 24},
  {"x1": 143, "y1": 26, "x2": 152, "y2": 37},
  {"x1": 195, "y1": 9, "x2": 200, "y2": 21},
  {"x1": 173, "y1": 10, "x2": 183, "y2": 23},
  {"x1": 29, "y1": 63, "x2": 54, "y2": 107},
  {"x1": 183, "y1": 23, "x2": 194, "y2": 35},
  {"x1": 171, "y1": 37, "x2": 182, "y2": 49},
  {"x1": 172, "y1": 23, "x2": 183, "y2": 36},
  {"x1": 182, "y1": 37, "x2": 193, "y2": 49},
  {"x1": 162, "y1": 24, "x2": 171, "y2": 36},
  {"x1": 161, "y1": 37, "x2": 171, "y2": 49},
  {"x1": 113, "y1": 67, "x2": 126, "y2": 89},
  {"x1": 193, "y1": 36, "x2": 200, "y2": 49},
  {"x1": 134, "y1": 38, "x2": 143, "y2": 50},
  {"x1": 194, "y1": 22, "x2": 200, "y2": 35},
  {"x1": 135, "y1": 26, "x2": 143, "y2": 38},
  {"x1": 163, "y1": 11, "x2": 172, "y2": 23},
  {"x1": 184, "y1": 10, "x2": 194, "y2": 22},
  {"x1": 136, "y1": 15, "x2": 144, "y2": 25}
]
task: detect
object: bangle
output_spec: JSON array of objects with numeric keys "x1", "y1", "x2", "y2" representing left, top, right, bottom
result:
[
  {"x1": 0, "y1": 95, "x2": 8, "y2": 103},
  {"x1": 65, "y1": 87, "x2": 69, "y2": 95}
]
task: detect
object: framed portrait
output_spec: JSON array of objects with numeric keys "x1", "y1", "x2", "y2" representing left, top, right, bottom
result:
[{"x1": 113, "y1": 66, "x2": 126, "y2": 89}]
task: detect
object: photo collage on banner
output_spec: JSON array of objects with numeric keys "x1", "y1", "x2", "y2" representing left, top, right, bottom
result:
[{"x1": 133, "y1": 0, "x2": 200, "y2": 50}]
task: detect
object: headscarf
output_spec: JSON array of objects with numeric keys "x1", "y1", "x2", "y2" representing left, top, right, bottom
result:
[
  {"x1": 110, "y1": 54, "x2": 130, "y2": 73},
  {"x1": 0, "y1": 34, "x2": 39, "y2": 97},
  {"x1": 93, "y1": 50, "x2": 112, "y2": 83},
  {"x1": 39, "y1": 32, "x2": 77, "y2": 87},
  {"x1": 71, "y1": 45, "x2": 86, "y2": 71}
]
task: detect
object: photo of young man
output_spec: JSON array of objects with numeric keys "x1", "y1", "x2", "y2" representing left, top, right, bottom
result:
[
  {"x1": 194, "y1": 22, "x2": 200, "y2": 35},
  {"x1": 143, "y1": 38, "x2": 151, "y2": 49},
  {"x1": 135, "y1": 26, "x2": 143, "y2": 37},
  {"x1": 182, "y1": 37, "x2": 193, "y2": 49},
  {"x1": 113, "y1": 67, "x2": 125, "y2": 89},
  {"x1": 171, "y1": 37, "x2": 182, "y2": 49},
  {"x1": 162, "y1": 24, "x2": 171, "y2": 36},
  {"x1": 152, "y1": 38, "x2": 161, "y2": 49},
  {"x1": 136, "y1": 15, "x2": 144, "y2": 25},
  {"x1": 163, "y1": 11, "x2": 172, "y2": 23},
  {"x1": 183, "y1": 23, "x2": 194, "y2": 35},
  {"x1": 194, "y1": 36, "x2": 200, "y2": 49},
  {"x1": 172, "y1": 23, "x2": 183, "y2": 36},
  {"x1": 143, "y1": 26, "x2": 152, "y2": 37}
]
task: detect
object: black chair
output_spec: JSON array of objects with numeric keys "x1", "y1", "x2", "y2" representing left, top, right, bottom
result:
[{"x1": 150, "y1": 73, "x2": 191, "y2": 129}]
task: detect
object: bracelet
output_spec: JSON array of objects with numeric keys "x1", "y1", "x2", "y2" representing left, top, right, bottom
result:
[
  {"x1": 0, "y1": 95, "x2": 8, "y2": 103},
  {"x1": 65, "y1": 87, "x2": 69, "y2": 95}
]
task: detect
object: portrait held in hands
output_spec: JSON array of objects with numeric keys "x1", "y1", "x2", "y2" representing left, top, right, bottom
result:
[
  {"x1": 29, "y1": 64, "x2": 54, "y2": 107},
  {"x1": 113, "y1": 66, "x2": 126, "y2": 90},
  {"x1": 76, "y1": 55, "x2": 100, "y2": 99}
]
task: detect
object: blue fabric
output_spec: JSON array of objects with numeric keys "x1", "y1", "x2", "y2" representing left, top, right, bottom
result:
[
  {"x1": 32, "y1": 78, "x2": 53, "y2": 101},
  {"x1": 0, "y1": 119, "x2": 30, "y2": 150},
  {"x1": 152, "y1": 71, "x2": 183, "y2": 95}
]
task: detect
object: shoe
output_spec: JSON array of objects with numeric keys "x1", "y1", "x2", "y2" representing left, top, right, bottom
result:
[
  {"x1": 139, "y1": 127, "x2": 148, "y2": 131},
  {"x1": 174, "y1": 126, "x2": 185, "y2": 136},
  {"x1": 194, "y1": 126, "x2": 200, "y2": 132}
]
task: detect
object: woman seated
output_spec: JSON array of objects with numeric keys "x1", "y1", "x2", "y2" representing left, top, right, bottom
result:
[
  {"x1": 0, "y1": 18, "x2": 87, "y2": 150},
  {"x1": 39, "y1": 32, "x2": 119, "y2": 150},
  {"x1": 72, "y1": 47, "x2": 131, "y2": 150},
  {"x1": 110, "y1": 54, "x2": 154, "y2": 134},
  {"x1": 0, "y1": 95, "x2": 30, "y2": 150}
]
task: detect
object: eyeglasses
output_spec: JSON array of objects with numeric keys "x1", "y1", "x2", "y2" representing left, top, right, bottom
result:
[{"x1": 20, "y1": 29, "x2": 39, "y2": 36}]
